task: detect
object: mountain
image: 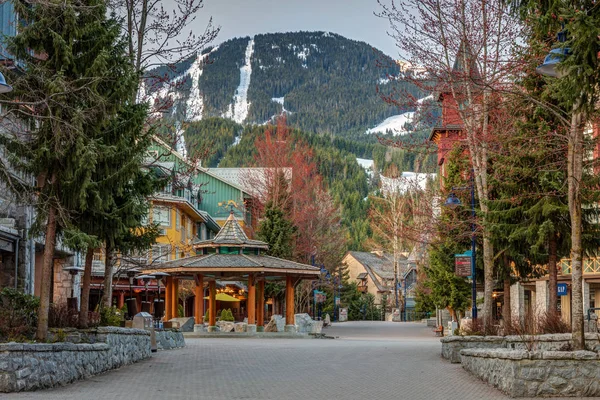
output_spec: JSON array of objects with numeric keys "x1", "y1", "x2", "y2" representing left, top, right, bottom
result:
[{"x1": 145, "y1": 31, "x2": 427, "y2": 141}]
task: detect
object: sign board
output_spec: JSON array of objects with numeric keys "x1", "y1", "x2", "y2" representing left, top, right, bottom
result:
[
  {"x1": 334, "y1": 296, "x2": 340, "y2": 306},
  {"x1": 314, "y1": 290, "x2": 327, "y2": 303},
  {"x1": 455, "y1": 252, "x2": 472, "y2": 277},
  {"x1": 557, "y1": 283, "x2": 568, "y2": 296},
  {"x1": 339, "y1": 308, "x2": 348, "y2": 322}
]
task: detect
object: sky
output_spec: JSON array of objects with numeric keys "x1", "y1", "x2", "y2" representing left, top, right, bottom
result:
[{"x1": 193, "y1": 0, "x2": 400, "y2": 57}]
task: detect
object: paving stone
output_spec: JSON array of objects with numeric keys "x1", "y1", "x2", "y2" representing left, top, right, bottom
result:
[{"x1": 6, "y1": 322, "x2": 588, "y2": 400}]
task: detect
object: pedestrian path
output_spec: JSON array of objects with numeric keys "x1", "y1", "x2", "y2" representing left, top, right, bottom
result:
[{"x1": 9, "y1": 321, "x2": 595, "y2": 400}]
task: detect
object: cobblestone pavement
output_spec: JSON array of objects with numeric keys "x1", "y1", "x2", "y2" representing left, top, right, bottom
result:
[{"x1": 9, "y1": 321, "x2": 595, "y2": 400}]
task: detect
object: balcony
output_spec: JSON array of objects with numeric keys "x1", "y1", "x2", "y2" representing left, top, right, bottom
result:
[{"x1": 559, "y1": 258, "x2": 600, "y2": 275}]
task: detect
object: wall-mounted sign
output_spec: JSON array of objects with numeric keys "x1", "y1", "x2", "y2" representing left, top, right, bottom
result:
[
  {"x1": 557, "y1": 283, "x2": 568, "y2": 296},
  {"x1": 455, "y1": 252, "x2": 472, "y2": 277}
]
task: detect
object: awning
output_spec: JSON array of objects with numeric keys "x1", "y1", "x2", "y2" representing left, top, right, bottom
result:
[{"x1": 204, "y1": 292, "x2": 241, "y2": 302}]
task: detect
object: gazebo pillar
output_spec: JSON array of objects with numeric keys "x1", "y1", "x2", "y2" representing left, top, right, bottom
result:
[
  {"x1": 171, "y1": 278, "x2": 179, "y2": 319},
  {"x1": 285, "y1": 276, "x2": 296, "y2": 332},
  {"x1": 257, "y1": 279, "x2": 265, "y2": 331},
  {"x1": 247, "y1": 274, "x2": 256, "y2": 333},
  {"x1": 164, "y1": 276, "x2": 173, "y2": 321},
  {"x1": 194, "y1": 274, "x2": 204, "y2": 325},
  {"x1": 208, "y1": 280, "x2": 217, "y2": 331}
]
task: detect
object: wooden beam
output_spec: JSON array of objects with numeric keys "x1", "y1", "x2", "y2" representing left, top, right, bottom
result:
[
  {"x1": 286, "y1": 276, "x2": 295, "y2": 325},
  {"x1": 171, "y1": 278, "x2": 179, "y2": 319},
  {"x1": 247, "y1": 274, "x2": 256, "y2": 325},
  {"x1": 209, "y1": 280, "x2": 216, "y2": 327},
  {"x1": 164, "y1": 276, "x2": 172, "y2": 321},
  {"x1": 257, "y1": 279, "x2": 265, "y2": 327},
  {"x1": 194, "y1": 274, "x2": 204, "y2": 324}
]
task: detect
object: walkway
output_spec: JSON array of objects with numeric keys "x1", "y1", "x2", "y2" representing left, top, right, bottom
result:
[{"x1": 9, "y1": 321, "x2": 589, "y2": 400}]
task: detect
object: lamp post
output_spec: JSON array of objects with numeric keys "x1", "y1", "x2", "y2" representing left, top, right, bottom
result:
[{"x1": 444, "y1": 170, "x2": 477, "y2": 320}]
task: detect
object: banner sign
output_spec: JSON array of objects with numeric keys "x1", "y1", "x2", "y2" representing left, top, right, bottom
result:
[{"x1": 455, "y1": 252, "x2": 472, "y2": 277}]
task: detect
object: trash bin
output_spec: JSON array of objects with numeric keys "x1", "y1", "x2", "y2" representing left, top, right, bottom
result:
[{"x1": 133, "y1": 312, "x2": 157, "y2": 352}]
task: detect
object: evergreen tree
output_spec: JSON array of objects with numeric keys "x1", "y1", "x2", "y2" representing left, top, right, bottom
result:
[
  {"x1": 257, "y1": 202, "x2": 295, "y2": 259},
  {"x1": 0, "y1": 0, "x2": 151, "y2": 338}
]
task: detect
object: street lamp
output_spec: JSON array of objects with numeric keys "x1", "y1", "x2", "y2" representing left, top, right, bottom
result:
[
  {"x1": 536, "y1": 30, "x2": 569, "y2": 78},
  {"x1": 0, "y1": 72, "x2": 13, "y2": 94},
  {"x1": 444, "y1": 171, "x2": 477, "y2": 320},
  {"x1": 136, "y1": 274, "x2": 155, "y2": 313}
]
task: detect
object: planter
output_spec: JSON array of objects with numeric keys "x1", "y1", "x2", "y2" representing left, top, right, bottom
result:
[
  {"x1": 441, "y1": 333, "x2": 600, "y2": 364},
  {"x1": 461, "y1": 348, "x2": 600, "y2": 397}
]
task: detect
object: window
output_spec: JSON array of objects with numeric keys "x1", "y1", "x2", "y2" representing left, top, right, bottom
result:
[
  {"x1": 153, "y1": 206, "x2": 171, "y2": 227},
  {"x1": 187, "y1": 220, "x2": 192, "y2": 242},
  {"x1": 181, "y1": 215, "x2": 186, "y2": 242},
  {"x1": 175, "y1": 209, "x2": 180, "y2": 231},
  {"x1": 152, "y1": 245, "x2": 171, "y2": 263}
]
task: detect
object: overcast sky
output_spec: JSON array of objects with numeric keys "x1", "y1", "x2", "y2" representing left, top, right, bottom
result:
[{"x1": 194, "y1": 0, "x2": 399, "y2": 57}]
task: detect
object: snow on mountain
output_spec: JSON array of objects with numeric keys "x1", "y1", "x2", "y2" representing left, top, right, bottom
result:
[
  {"x1": 366, "y1": 111, "x2": 415, "y2": 135},
  {"x1": 271, "y1": 96, "x2": 288, "y2": 113},
  {"x1": 224, "y1": 37, "x2": 255, "y2": 124},
  {"x1": 380, "y1": 172, "x2": 436, "y2": 195},
  {"x1": 356, "y1": 158, "x2": 374, "y2": 175},
  {"x1": 186, "y1": 46, "x2": 219, "y2": 122}
]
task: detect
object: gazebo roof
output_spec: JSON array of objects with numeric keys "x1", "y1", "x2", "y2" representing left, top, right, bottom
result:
[
  {"x1": 194, "y1": 212, "x2": 269, "y2": 249},
  {"x1": 142, "y1": 253, "x2": 320, "y2": 278}
]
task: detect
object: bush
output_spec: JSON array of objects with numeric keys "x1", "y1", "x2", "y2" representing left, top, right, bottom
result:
[
  {"x1": 177, "y1": 304, "x2": 184, "y2": 318},
  {"x1": 220, "y1": 308, "x2": 234, "y2": 322},
  {"x1": 99, "y1": 306, "x2": 124, "y2": 327},
  {"x1": 0, "y1": 287, "x2": 39, "y2": 341}
]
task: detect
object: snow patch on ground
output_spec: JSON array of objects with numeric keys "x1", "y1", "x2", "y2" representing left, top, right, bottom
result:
[
  {"x1": 378, "y1": 78, "x2": 391, "y2": 85},
  {"x1": 417, "y1": 94, "x2": 434, "y2": 104},
  {"x1": 224, "y1": 37, "x2": 255, "y2": 124},
  {"x1": 356, "y1": 158, "x2": 375, "y2": 177},
  {"x1": 272, "y1": 97, "x2": 284, "y2": 105},
  {"x1": 366, "y1": 112, "x2": 416, "y2": 136},
  {"x1": 380, "y1": 172, "x2": 436, "y2": 195}
]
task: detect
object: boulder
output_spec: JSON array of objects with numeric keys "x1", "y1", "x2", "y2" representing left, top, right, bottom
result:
[
  {"x1": 265, "y1": 315, "x2": 286, "y2": 332},
  {"x1": 169, "y1": 317, "x2": 195, "y2": 332},
  {"x1": 294, "y1": 313, "x2": 322, "y2": 334},
  {"x1": 217, "y1": 321, "x2": 235, "y2": 332},
  {"x1": 234, "y1": 322, "x2": 247, "y2": 333}
]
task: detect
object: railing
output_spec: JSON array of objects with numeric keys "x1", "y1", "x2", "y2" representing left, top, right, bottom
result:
[{"x1": 559, "y1": 257, "x2": 600, "y2": 275}]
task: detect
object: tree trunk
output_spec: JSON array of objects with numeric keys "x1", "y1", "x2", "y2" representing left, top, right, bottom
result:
[
  {"x1": 36, "y1": 204, "x2": 57, "y2": 340},
  {"x1": 568, "y1": 109, "x2": 584, "y2": 350},
  {"x1": 503, "y1": 278, "x2": 511, "y2": 324},
  {"x1": 79, "y1": 247, "x2": 94, "y2": 328},
  {"x1": 548, "y1": 232, "x2": 559, "y2": 317},
  {"x1": 482, "y1": 235, "x2": 495, "y2": 326},
  {"x1": 102, "y1": 242, "x2": 114, "y2": 309}
]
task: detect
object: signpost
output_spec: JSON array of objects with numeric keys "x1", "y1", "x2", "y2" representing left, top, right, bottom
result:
[
  {"x1": 455, "y1": 251, "x2": 472, "y2": 277},
  {"x1": 557, "y1": 283, "x2": 568, "y2": 297}
]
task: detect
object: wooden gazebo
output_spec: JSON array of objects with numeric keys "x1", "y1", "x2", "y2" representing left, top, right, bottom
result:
[{"x1": 141, "y1": 212, "x2": 320, "y2": 332}]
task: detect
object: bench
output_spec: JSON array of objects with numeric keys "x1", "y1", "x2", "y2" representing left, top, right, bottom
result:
[{"x1": 434, "y1": 325, "x2": 444, "y2": 336}]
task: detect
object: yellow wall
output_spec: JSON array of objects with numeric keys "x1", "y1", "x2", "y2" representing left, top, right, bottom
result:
[{"x1": 150, "y1": 201, "x2": 200, "y2": 260}]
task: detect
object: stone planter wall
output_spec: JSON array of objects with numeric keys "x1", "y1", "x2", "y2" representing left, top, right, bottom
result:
[
  {"x1": 156, "y1": 329, "x2": 185, "y2": 350},
  {"x1": 442, "y1": 333, "x2": 600, "y2": 363},
  {"x1": 461, "y1": 348, "x2": 600, "y2": 397},
  {"x1": 0, "y1": 327, "x2": 150, "y2": 392}
]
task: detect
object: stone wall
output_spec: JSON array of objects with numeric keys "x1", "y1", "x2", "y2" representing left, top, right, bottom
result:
[
  {"x1": 441, "y1": 333, "x2": 600, "y2": 363},
  {"x1": 461, "y1": 348, "x2": 600, "y2": 397},
  {"x1": 156, "y1": 329, "x2": 185, "y2": 350},
  {"x1": 0, "y1": 327, "x2": 150, "y2": 392}
]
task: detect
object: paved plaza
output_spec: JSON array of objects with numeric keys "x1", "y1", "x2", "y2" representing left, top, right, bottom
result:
[{"x1": 8, "y1": 321, "x2": 595, "y2": 400}]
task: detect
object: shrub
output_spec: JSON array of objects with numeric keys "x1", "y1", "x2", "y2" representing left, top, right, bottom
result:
[
  {"x1": 99, "y1": 306, "x2": 124, "y2": 327},
  {"x1": 0, "y1": 287, "x2": 39, "y2": 341},
  {"x1": 220, "y1": 308, "x2": 234, "y2": 322},
  {"x1": 178, "y1": 304, "x2": 184, "y2": 318}
]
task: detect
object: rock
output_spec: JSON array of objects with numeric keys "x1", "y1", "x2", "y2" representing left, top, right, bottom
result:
[
  {"x1": 234, "y1": 323, "x2": 247, "y2": 333},
  {"x1": 217, "y1": 321, "x2": 235, "y2": 333},
  {"x1": 265, "y1": 315, "x2": 286, "y2": 332},
  {"x1": 264, "y1": 318, "x2": 278, "y2": 332},
  {"x1": 169, "y1": 317, "x2": 195, "y2": 332},
  {"x1": 294, "y1": 313, "x2": 322, "y2": 334}
]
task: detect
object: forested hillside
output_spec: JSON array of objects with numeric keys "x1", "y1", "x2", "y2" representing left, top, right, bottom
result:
[{"x1": 147, "y1": 31, "x2": 426, "y2": 140}]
